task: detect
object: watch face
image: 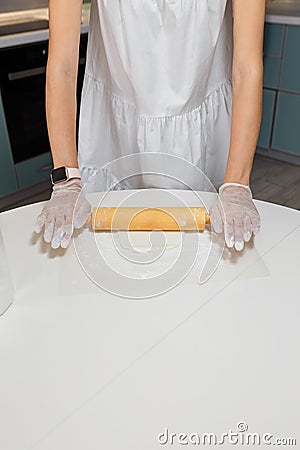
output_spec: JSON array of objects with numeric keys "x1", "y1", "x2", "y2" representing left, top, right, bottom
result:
[{"x1": 51, "y1": 167, "x2": 67, "y2": 184}]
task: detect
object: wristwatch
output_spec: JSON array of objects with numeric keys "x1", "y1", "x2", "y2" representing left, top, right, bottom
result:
[{"x1": 50, "y1": 166, "x2": 81, "y2": 185}]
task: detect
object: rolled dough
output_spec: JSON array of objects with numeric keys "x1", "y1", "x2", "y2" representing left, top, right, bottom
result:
[{"x1": 115, "y1": 231, "x2": 182, "y2": 253}]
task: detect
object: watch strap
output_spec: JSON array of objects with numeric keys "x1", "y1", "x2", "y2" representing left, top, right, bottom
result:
[{"x1": 66, "y1": 167, "x2": 81, "y2": 180}]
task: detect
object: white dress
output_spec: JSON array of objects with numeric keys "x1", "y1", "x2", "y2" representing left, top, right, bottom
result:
[{"x1": 78, "y1": 0, "x2": 233, "y2": 190}]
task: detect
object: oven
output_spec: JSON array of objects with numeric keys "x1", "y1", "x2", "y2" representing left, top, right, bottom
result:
[{"x1": 0, "y1": 33, "x2": 88, "y2": 166}]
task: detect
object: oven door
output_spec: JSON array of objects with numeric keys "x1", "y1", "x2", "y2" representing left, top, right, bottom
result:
[
  {"x1": 0, "y1": 35, "x2": 88, "y2": 165},
  {"x1": 0, "y1": 40, "x2": 50, "y2": 164}
]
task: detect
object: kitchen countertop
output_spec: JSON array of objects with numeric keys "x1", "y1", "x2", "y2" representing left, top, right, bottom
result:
[
  {"x1": 266, "y1": 0, "x2": 300, "y2": 25},
  {"x1": 0, "y1": 4, "x2": 90, "y2": 49},
  {"x1": 0, "y1": 190, "x2": 299, "y2": 449},
  {"x1": 1, "y1": 1, "x2": 299, "y2": 49}
]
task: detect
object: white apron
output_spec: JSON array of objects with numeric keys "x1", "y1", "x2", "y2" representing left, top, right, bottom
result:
[{"x1": 78, "y1": 0, "x2": 233, "y2": 191}]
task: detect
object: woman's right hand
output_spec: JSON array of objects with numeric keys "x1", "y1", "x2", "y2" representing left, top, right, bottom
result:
[{"x1": 34, "y1": 178, "x2": 91, "y2": 249}]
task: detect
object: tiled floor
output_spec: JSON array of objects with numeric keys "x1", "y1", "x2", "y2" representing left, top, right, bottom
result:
[{"x1": 2, "y1": 154, "x2": 300, "y2": 211}]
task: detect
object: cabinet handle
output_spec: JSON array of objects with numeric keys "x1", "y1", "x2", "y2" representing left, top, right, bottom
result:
[
  {"x1": 8, "y1": 59, "x2": 84, "y2": 81},
  {"x1": 8, "y1": 66, "x2": 46, "y2": 81},
  {"x1": 38, "y1": 164, "x2": 53, "y2": 172}
]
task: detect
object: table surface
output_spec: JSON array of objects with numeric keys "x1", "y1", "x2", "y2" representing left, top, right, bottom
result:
[{"x1": 0, "y1": 190, "x2": 300, "y2": 450}]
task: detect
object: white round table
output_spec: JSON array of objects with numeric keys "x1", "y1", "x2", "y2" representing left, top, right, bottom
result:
[{"x1": 0, "y1": 190, "x2": 299, "y2": 450}]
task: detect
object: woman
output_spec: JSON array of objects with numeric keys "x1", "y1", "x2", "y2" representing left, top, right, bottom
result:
[{"x1": 35, "y1": 0, "x2": 264, "y2": 251}]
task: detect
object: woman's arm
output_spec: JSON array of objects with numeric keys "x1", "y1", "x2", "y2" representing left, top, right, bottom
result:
[
  {"x1": 46, "y1": 0, "x2": 83, "y2": 168},
  {"x1": 223, "y1": 0, "x2": 266, "y2": 184},
  {"x1": 33, "y1": 0, "x2": 91, "y2": 250},
  {"x1": 209, "y1": 0, "x2": 265, "y2": 251}
]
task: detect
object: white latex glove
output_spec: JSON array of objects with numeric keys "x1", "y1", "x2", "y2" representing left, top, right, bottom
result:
[
  {"x1": 209, "y1": 182, "x2": 261, "y2": 251},
  {"x1": 34, "y1": 178, "x2": 91, "y2": 249}
]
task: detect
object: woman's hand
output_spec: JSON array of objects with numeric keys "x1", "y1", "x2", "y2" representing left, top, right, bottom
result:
[
  {"x1": 209, "y1": 182, "x2": 261, "y2": 251},
  {"x1": 34, "y1": 178, "x2": 91, "y2": 249}
]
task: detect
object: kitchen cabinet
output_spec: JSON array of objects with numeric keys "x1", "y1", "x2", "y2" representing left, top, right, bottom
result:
[
  {"x1": 263, "y1": 23, "x2": 284, "y2": 57},
  {"x1": 272, "y1": 92, "x2": 300, "y2": 155},
  {"x1": 279, "y1": 25, "x2": 300, "y2": 93},
  {"x1": 0, "y1": 91, "x2": 17, "y2": 197},
  {"x1": 257, "y1": 23, "x2": 300, "y2": 165},
  {"x1": 0, "y1": 32, "x2": 88, "y2": 201},
  {"x1": 263, "y1": 57, "x2": 281, "y2": 89},
  {"x1": 261, "y1": 24, "x2": 284, "y2": 89},
  {"x1": 258, "y1": 89, "x2": 276, "y2": 149},
  {"x1": 15, "y1": 152, "x2": 53, "y2": 189}
]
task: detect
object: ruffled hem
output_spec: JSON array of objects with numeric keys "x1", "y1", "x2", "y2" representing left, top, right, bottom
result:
[{"x1": 78, "y1": 74, "x2": 233, "y2": 190}]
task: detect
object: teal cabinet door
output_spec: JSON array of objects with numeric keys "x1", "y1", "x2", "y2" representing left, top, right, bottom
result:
[
  {"x1": 262, "y1": 24, "x2": 284, "y2": 89},
  {"x1": 263, "y1": 23, "x2": 284, "y2": 57},
  {"x1": 0, "y1": 92, "x2": 18, "y2": 197},
  {"x1": 279, "y1": 26, "x2": 300, "y2": 93},
  {"x1": 15, "y1": 153, "x2": 53, "y2": 189},
  {"x1": 257, "y1": 89, "x2": 276, "y2": 149},
  {"x1": 272, "y1": 92, "x2": 300, "y2": 156},
  {"x1": 263, "y1": 57, "x2": 281, "y2": 89}
]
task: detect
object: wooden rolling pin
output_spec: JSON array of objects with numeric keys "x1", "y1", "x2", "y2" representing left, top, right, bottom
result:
[{"x1": 91, "y1": 207, "x2": 210, "y2": 231}]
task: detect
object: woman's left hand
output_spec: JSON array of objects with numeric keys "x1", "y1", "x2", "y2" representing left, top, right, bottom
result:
[{"x1": 209, "y1": 182, "x2": 261, "y2": 251}]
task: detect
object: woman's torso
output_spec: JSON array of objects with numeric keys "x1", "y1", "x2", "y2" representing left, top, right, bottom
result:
[
  {"x1": 85, "y1": 0, "x2": 233, "y2": 116},
  {"x1": 78, "y1": 0, "x2": 233, "y2": 190}
]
